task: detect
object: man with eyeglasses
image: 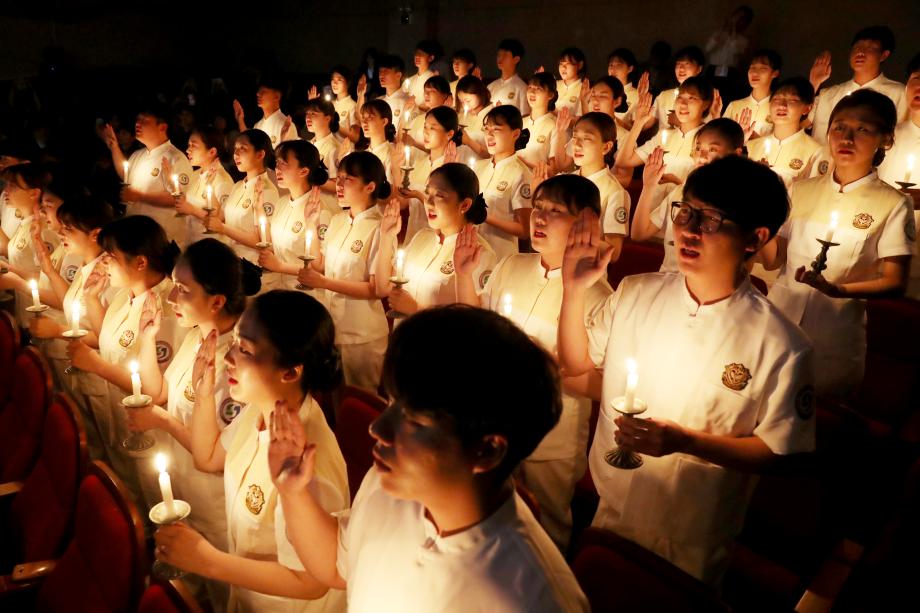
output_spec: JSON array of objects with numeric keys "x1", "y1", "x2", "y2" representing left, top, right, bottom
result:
[{"x1": 557, "y1": 155, "x2": 816, "y2": 587}]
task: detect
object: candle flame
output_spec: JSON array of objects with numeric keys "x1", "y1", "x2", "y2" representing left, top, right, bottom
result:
[
  {"x1": 29, "y1": 279, "x2": 38, "y2": 291},
  {"x1": 908, "y1": 154, "x2": 916, "y2": 171},
  {"x1": 626, "y1": 357, "x2": 637, "y2": 374},
  {"x1": 830, "y1": 210, "x2": 839, "y2": 230},
  {"x1": 155, "y1": 453, "x2": 168, "y2": 473},
  {"x1": 502, "y1": 293, "x2": 513, "y2": 315},
  {"x1": 130, "y1": 360, "x2": 139, "y2": 374}
]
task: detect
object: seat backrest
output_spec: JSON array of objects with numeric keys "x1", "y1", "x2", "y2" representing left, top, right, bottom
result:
[
  {"x1": 139, "y1": 580, "x2": 204, "y2": 613},
  {"x1": 7, "y1": 393, "x2": 87, "y2": 564},
  {"x1": 606, "y1": 240, "x2": 665, "y2": 289},
  {"x1": 0, "y1": 310, "x2": 19, "y2": 404},
  {"x1": 36, "y1": 461, "x2": 147, "y2": 613},
  {"x1": 0, "y1": 346, "x2": 53, "y2": 481},
  {"x1": 571, "y1": 528, "x2": 729, "y2": 613},
  {"x1": 334, "y1": 386, "x2": 387, "y2": 495}
]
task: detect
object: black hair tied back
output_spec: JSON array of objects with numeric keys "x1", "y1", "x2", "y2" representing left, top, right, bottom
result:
[
  {"x1": 514, "y1": 128, "x2": 530, "y2": 151},
  {"x1": 467, "y1": 193, "x2": 488, "y2": 225},
  {"x1": 240, "y1": 258, "x2": 264, "y2": 296}
]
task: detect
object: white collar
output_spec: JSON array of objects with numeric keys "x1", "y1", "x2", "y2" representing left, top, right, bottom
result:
[{"x1": 831, "y1": 170, "x2": 877, "y2": 193}]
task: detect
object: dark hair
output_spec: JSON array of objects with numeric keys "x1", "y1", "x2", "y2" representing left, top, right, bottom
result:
[
  {"x1": 44, "y1": 169, "x2": 86, "y2": 204},
  {"x1": 381, "y1": 305, "x2": 561, "y2": 482},
  {"x1": 674, "y1": 45, "x2": 706, "y2": 67},
  {"x1": 191, "y1": 125, "x2": 227, "y2": 160},
  {"x1": 558, "y1": 47, "x2": 587, "y2": 78},
  {"x1": 330, "y1": 65, "x2": 352, "y2": 85},
  {"x1": 179, "y1": 238, "x2": 260, "y2": 316},
  {"x1": 852, "y1": 25, "x2": 896, "y2": 54},
  {"x1": 452, "y1": 48, "x2": 477, "y2": 68},
  {"x1": 455, "y1": 75, "x2": 491, "y2": 108},
  {"x1": 498, "y1": 38, "x2": 525, "y2": 59},
  {"x1": 257, "y1": 73, "x2": 287, "y2": 96},
  {"x1": 772, "y1": 77, "x2": 816, "y2": 106},
  {"x1": 378, "y1": 54, "x2": 405, "y2": 74},
  {"x1": 429, "y1": 163, "x2": 487, "y2": 224},
  {"x1": 533, "y1": 174, "x2": 601, "y2": 216},
  {"x1": 360, "y1": 99, "x2": 396, "y2": 143},
  {"x1": 734, "y1": 5, "x2": 755, "y2": 23},
  {"x1": 250, "y1": 290, "x2": 342, "y2": 394},
  {"x1": 56, "y1": 195, "x2": 115, "y2": 234},
  {"x1": 607, "y1": 48, "x2": 638, "y2": 73},
  {"x1": 423, "y1": 75, "x2": 451, "y2": 97},
  {"x1": 137, "y1": 102, "x2": 172, "y2": 126},
  {"x1": 2, "y1": 162, "x2": 48, "y2": 191},
  {"x1": 828, "y1": 89, "x2": 897, "y2": 166},
  {"x1": 484, "y1": 105, "x2": 529, "y2": 151},
  {"x1": 684, "y1": 155, "x2": 788, "y2": 243},
  {"x1": 906, "y1": 52, "x2": 920, "y2": 79},
  {"x1": 697, "y1": 118, "x2": 744, "y2": 151},
  {"x1": 575, "y1": 112, "x2": 618, "y2": 166},
  {"x1": 304, "y1": 97, "x2": 341, "y2": 134},
  {"x1": 426, "y1": 106, "x2": 461, "y2": 145},
  {"x1": 275, "y1": 140, "x2": 330, "y2": 187},
  {"x1": 679, "y1": 76, "x2": 714, "y2": 115},
  {"x1": 98, "y1": 215, "x2": 179, "y2": 275},
  {"x1": 749, "y1": 49, "x2": 782, "y2": 72},
  {"x1": 341, "y1": 151, "x2": 392, "y2": 201},
  {"x1": 591, "y1": 75, "x2": 628, "y2": 114},
  {"x1": 238, "y1": 129, "x2": 276, "y2": 169},
  {"x1": 527, "y1": 73, "x2": 559, "y2": 111},
  {"x1": 416, "y1": 39, "x2": 443, "y2": 60}
]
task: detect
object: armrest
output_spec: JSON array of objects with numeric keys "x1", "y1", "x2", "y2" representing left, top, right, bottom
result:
[
  {"x1": 12, "y1": 560, "x2": 57, "y2": 582},
  {"x1": 0, "y1": 482, "x2": 23, "y2": 497},
  {"x1": 795, "y1": 540, "x2": 865, "y2": 613}
]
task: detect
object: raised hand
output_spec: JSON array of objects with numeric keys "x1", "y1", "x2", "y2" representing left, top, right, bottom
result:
[
  {"x1": 633, "y1": 92, "x2": 654, "y2": 126},
  {"x1": 472, "y1": 66, "x2": 482, "y2": 79},
  {"x1": 269, "y1": 401, "x2": 315, "y2": 495},
  {"x1": 282, "y1": 114, "x2": 294, "y2": 139},
  {"x1": 453, "y1": 224, "x2": 483, "y2": 276},
  {"x1": 192, "y1": 329, "x2": 217, "y2": 397},
  {"x1": 530, "y1": 161, "x2": 550, "y2": 196},
  {"x1": 579, "y1": 77, "x2": 592, "y2": 109},
  {"x1": 562, "y1": 208, "x2": 613, "y2": 291},
  {"x1": 139, "y1": 291, "x2": 162, "y2": 339},
  {"x1": 232, "y1": 99, "x2": 245, "y2": 125},
  {"x1": 83, "y1": 259, "x2": 110, "y2": 299},
  {"x1": 101, "y1": 123, "x2": 119, "y2": 151},
  {"x1": 737, "y1": 107, "x2": 755, "y2": 141},
  {"x1": 336, "y1": 136, "x2": 354, "y2": 165},
  {"x1": 642, "y1": 146, "x2": 667, "y2": 186},
  {"x1": 30, "y1": 220, "x2": 51, "y2": 261},
  {"x1": 356, "y1": 75, "x2": 368, "y2": 100},
  {"x1": 308, "y1": 85, "x2": 319, "y2": 100},
  {"x1": 710, "y1": 88, "x2": 723, "y2": 119},
  {"x1": 555, "y1": 106, "x2": 573, "y2": 135},
  {"x1": 637, "y1": 71, "x2": 650, "y2": 98},
  {"x1": 303, "y1": 186, "x2": 322, "y2": 228},
  {"x1": 443, "y1": 140, "x2": 458, "y2": 164},
  {"x1": 809, "y1": 51, "x2": 832, "y2": 92},
  {"x1": 161, "y1": 156, "x2": 173, "y2": 182},
  {"x1": 380, "y1": 198, "x2": 402, "y2": 239},
  {"x1": 794, "y1": 266, "x2": 841, "y2": 297},
  {"x1": 534, "y1": 65, "x2": 545, "y2": 74}
]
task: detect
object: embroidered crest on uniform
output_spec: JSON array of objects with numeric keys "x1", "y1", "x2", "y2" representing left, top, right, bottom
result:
[
  {"x1": 521, "y1": 184, "x2": 532, "y2": 199},
  {"x1": 479, "y1": 269, "x2": 492, "y2": 288},
  {"x1": 156, "y1": 341, "x2": 173, "y2": 363},
  {"x1": 245, "y1": 484, "x2": 265, "y2": 515},
  {"x1": 906, "y1": 217, "x2": 918, "y2": 243},
  {"x1": 15, "y1": 237, "x2": 26, "y2": 250},
  {"x1": 14, "y1": 209, "x2": 23, "y2": 219},
  {"x1": 118, "y1": 330, "x2": 135, "y2": 348},
  {"x1": 852, "y1": 213, "x2": 874, "y2": 230},
  {"x1": 292, "y1": 221, "x2": 303, "y2": 233},
  {"x1": 270, "y1": 134, "x2": 278, "y2": 144},
  {"x1": 496, "y1": 181, "x2": 509, "y2": 192},
  {"x1": 220, "y1": 397, "x2": 244, "y2": 424},
  {"x1": 64, "y1": 265, "x2": 79, "y2": 282},
  {"x1": 179, "y1": 173, "x2": 190, "y2": 186},
  {"x1": 151, "y1": 167, "x2": 161, "y2": 177},
  {"x1": 220, "y1": 194, "x2": 230, "y2": 206},
  {"x1": 569, "y1": 96, "x2": 577, "y2": 103},
  {"x1": 615, "y1": 207, "x2": 628, "y2": 224},
  {"x1": 183, "y1": 382, "x2": 196, "y2": 402},
  {"x1": 318, "y1": 224, "x2": 329, "y2": 240},
  {"x1": 765, "y1": 116, "x2": 774, "y2": 124},
  {"x1": 795, "y1": 385, "x2": 815, "y2": 419},
  {"x1": 440, "y1": 260, "x2": 455, "y2": 275},
  {"x1": 721, "y1": 363, "x2": 752, "y2": 391},
  {"x1": 262, "y1": 203, "x2": 274, "y2": 217},
  {"x1": 537, "y1": 135, "x2": 547, "y2": 144},
  {"x1": 507, "y1": 92, "x2": 515, "y2": 100},
  {"x1": 350, "y1": 239, "x2": 364, "y2": 253},
  {"x1": 241, "y1": 198, "x2": 252, "y2": 209},
  {"x1": 789, "y1": 158, "x2": 804, "y2": 170},
  {"x1": 818, "y1": 161, "x2": 829, "y2": 175}
]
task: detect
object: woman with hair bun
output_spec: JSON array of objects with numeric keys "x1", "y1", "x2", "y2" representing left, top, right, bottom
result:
[
  {"x1": 357, "y1": 99, "x2": 397, "y2": 184},
  {"x1": 296, "y1": 151, "x2": 389, "y2": 391},
  {"x1": 175, "y1": 125, "x2": 235, "y2": 245},
  {"x1": 376, "y1": 162, "x2": 496, "y2": 315},
  {"x1": 155, "y1": 290, "x2": 349, "y2": 612}
]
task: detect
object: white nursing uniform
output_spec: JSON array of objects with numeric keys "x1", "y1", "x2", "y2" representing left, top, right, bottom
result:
[
  {"x1": 222, "y1": 173, "x2": 280, "y2": 265},
  {"x1": 402, "y1": 228, "x2": 496, "y2": 309},
  {"x1": 123, "y1": 141, "x2": 194, "y2": 243},
  {"x1": 488, "y1": 74, "x2": 530, "y2": 115},
  {"x1": 474, "y1": 155, "x2": 533, "y2": 260},
  {"x1": 254, "y1": 109, "x2": 299, "y2": 146}
]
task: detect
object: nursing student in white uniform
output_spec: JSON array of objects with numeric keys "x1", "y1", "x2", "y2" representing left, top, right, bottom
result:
[
  {"x1": 357, "y1": 99, "x2": 398, "y2": 185},
  {"x1": 520, "y1": 73, "x2": 560, "y2": 169},
  {"x1": 607, "y1": 48, "x2": 640, "y2": 125},
  {"x1": 379, "y1": 163, "x2": 495, "y2": 316},
  {"x1": 405, "y1": 40, "x2": 440, "y2": 109},
  {"x1": 296, "y1": 152, "x2": 389, "y2": 392},
  {"x1": 747, "y1": 78, "x2": 821, "y2": 189},
  {"x1": 555, "y1": 47, "x2": 587, "y2": 116},
  {"x1": 646, "y1": 46, "x2": 705, "y2": 132},
  {"x1": 456, "y1": 75, "x2": 495, "y2": 161},
  {"x1": 156, "y1": 290, "x2": 349, "y2": 613},
  {"x1": 403, "y1": 76, "x2": 452, "y2": 153},
  {"x1": 67, "y1": 216, "x2": 187, "y2": 505},
  {"x1": 174, "y1": 126, "x2": 235, "y2": 245},
  {"x1": 258, "y1": 141, "x2": 331, "y2": 301},
  {"x1": 233, "y1": 77, "x2": 299, "y2": 148},
  {"x1": 632, "y1": 119, "x2": 745, "y2": 274},
  {"x1": 303, "y1": 97, "x2": 343, "y2": 216},
  {"x1": 103, "y1": 106, "x2": 193, "y2": 243},
  {"x1": 456, "y1": 175, "x2": 611, "y2": 551},
  {"x1": 124, "y1": 240, "x2": 261, "y2": 611},
  {"x1": 449, "y1": 48, "x2": 477, "y2": 97},
  {"x1": 372, "y1": 54, "x2": 411, "y2": 132},
  {"x1": 268, "y1": 306, "x2": 589, "y2": 613},
  {"x1": 473, "y1": 105, "x2": 533, "y2": 260},
  {"x1": 877, "y1": 54, "x2": 920, "y2": 299},
  {"x1": 205, "y1": 130, "x2": 280, "y2": 266},
  {"x1": 722, "y1": 50, "x2": 781, "y2": 139},
  {"x1": 808, "y1": 26, "x2": 907, "y2": 146},
  {"x1": 488, "y1": 38, "x2": 530, "y2": 115},
  {"x1": 328, "y1": 66, "x2": 360, "y2": 143},
  {"x1": 761, "y1": 90, "x2": 915, "y2": 397},
  {"x1": 559, "y1": 156, "x2": 816, "y2": 586}
]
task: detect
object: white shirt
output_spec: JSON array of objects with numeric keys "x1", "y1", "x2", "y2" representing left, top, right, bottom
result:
[
  {"x1": 724, "y1": 94, "x2": 773, "y2": 136},
  {"x1": 263, "y1": 192, "x2": 331, "y2": 305},
  {"x1": 402, "y1": 229, "x2": 496, "y2": 309},
  {"x1": 474, "y1": 155, "x2": 533, "y2": 260},
  {"x1": 369, "y1": 141, "x2": 395, "y2": 184},
  {"x1": 747, "y1": 129, "x2": 822, "y2": 188},
  {"x1": 810, "y1": 74, "x2": 908, "y2": 144},
  {"x1": 333, "y1": 96, "x2": 358, "y2": 132},
  {"x1": 222, "y1": 173, "x2": 280, "y2": 264},
  {"x1": 406, "y1": 69, "x2": 434, "y2": 106},
  {"x1": 336, "y1": 469, "x2": 588, "y2": 613},
  {"x1": 519, "y1": 113, "x2": 559, "y2": 167},
  {"x1": 637, "y1": 124, "x2": 701, "y2": 181},
  {"x1": 587, "y1": 272, "x2": 815, "y2": 584},
  {"x1": 652, "y1": 87, "x2": 680, "y2": 129},
  {"x1": 877, "y1": 119, "x2": 920, "y2": 299},
  {"x1": 382, "y1": 90, "x2": 411, "y2": 131},
  {"x1": 254, "y1": 108, "x2": 299, "y2": 146},
  {"x1": 555, "y1": 79, "x2": 583, "y2": 115},
  {"x1": 183, "y1": 162, "x2": 235, "y2": 245},
  {"x1": 124, "y1": 140, "x2": 194, "y2": 243},
  {"x1": 488, "y1": 74, "x2": 530, "y2": 115},
  {"x1": 574, "y1": 167, "x2": 630, "y2": 237},
  {"x1": 649, "y1": 183, "x2": 684, "y2": 273},
  {"x1": 65, "y1": 254, "x2": 119, "y2": 398}
]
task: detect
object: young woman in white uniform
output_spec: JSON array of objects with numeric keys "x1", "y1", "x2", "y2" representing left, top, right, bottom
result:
[
  {"x1": 175, "y1": 126, "x2": 235, "y2": 245},
  {"x1": 304, "y1": 97, "x2": 343, "y2": 216},
  {"x1": 455, "y1": 75, "x2": 494, "y2": 161},
  {"x1": 357, "y1": 99, "x2": 397, "y2": 184},
  {"x1": 520, "y1": 73, "x2": 560, "y2": 168}
]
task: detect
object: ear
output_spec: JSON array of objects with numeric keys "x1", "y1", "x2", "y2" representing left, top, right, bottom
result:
[
  {"x1": 601, "y1": 140, "x2": 615, "y2": 156},
  {"x1": 134, "y1": 254, "x2": 149, "y2": 272},
  {"x1": 470, "y1": 434, "x2": 509, "y2": 475},
  {"x1": 364, "y1": 180, "x2": 377, "y2": 196},
  {"x1": 880, "y1": 50, "x2": 891, "y2": 63},
  {"x1": 458, "y1": 197, "x2": 472, "y2": 215},
  {"x1": 207, "y1": 147, "x2": 219, "y2": 159},
  {"x1": 89, "y1": 228, "x2": 102, "y2": 243},
  {"x1": 746, "y1": 227, "x2": 772, "y2": 255},
  {"x1": 209, "y1": 293, "x2": 227, "y2": 314},
  {"x1": 280, "y1": 364, "x2": 304, "y2": 386}
]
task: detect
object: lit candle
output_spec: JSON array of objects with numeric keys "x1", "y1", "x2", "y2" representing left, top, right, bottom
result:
[
  {"x1": 764, "y1": 138, "x2": 772, "y2": 156},
  {"x1": 155, "y1": 453, "x2": 176, "y2": 517},
  {"x1": 122, "y1": 161, "x2": 129, "y2": 181},
  {"x1": 403, "y1": 110, "x2": 410, "y2": 125},
  {"x1": 502, "y1": 293, "x2": 513, "y2": 317},
  {"x1": 70, "y1": 299, "x2": 81, "y2": 335},
  {"x1": 463, "y1": 104, "x2": 469, "y2": 119},
  {"x1": 624, "y1": 358, "x2": 638, "y2": 412},
  {"x1": 205, "y1": 184, "x2": 213, "y2": 205},
  {"x1": 29, "y1": 279, "x2": 40, "y2": 308},
  {"x1": 396, "y1": 248, "x2": 406, "y2": 279},
  {"x1": 305, "y1": 228, "x2": 314, "y2": 253},
  {"x1": 130, "y1": 360, "x2": 142, "y2": 402},
  {"x1": 906, "y1": 154, "x2": 915, "y2": 183},
  {"x1": 468, "y1": 157, "x2": 476, "y2": 170},
  {"x1": 824, "y1": 210, "x2": 839, "y2": 242},
  {"x1": 404, "y1": 145, "x2": 411, "y2": 166},
  {"x1": 259, "y1": 216, "x2": 267, "y2": 244},
  {"x1": 661, "y1": 129, "x2": 669, "y2": 147},
  {"x1": 171, "y1": 174, "x2": 179, "y2": 194},
  {"x1": 324, "y1": 93, "x2": 331, "y2": 102},
  {"x1": 403, "y1": 78, "x2": 410, "y2": 91}
]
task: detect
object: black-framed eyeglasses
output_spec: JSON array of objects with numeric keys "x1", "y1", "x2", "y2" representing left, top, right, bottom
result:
[{"x1": 670, "y1": 201, "x2": 730, "y2": 234}]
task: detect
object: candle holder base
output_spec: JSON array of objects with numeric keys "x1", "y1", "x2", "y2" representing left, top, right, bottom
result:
[
  {"x1": 26, "y1": 305, "x2": 49, "y2": 315},
  {"x1": 895, "y1": 181, "x2": 916, "y2": 192},
  {"x1": 385, "y1": 277, "x2": 410, "y2": 319},
  {"x1": 295, "y1": 256, "x2": 317, "y2": 290},
  {"x1": 121, "y1": 394, "x2": 156, "y2": 457},
  {"x1": 201, "y1": 208, "x2": 216, "y2": 234},
  {"x1": 400, "y1": 166, "x2": 414, "y2": 190},
  {"x1": 603, "y1": 396, "x2": 648, "y2": 470},
  {"x1": 149, "y1": 500, "x2": 192, "y2": 580},
  {"x1": 62, "y1": 329, "x2": 89, "y2": 375},
  {"x1": 256, "y1": 242, "x2": 272, "y2": 250},
  {"x1": 809, "y1": 238, "x2": 840, "y2": 275}
]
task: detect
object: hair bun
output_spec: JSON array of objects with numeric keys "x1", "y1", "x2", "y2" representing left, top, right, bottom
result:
[
  {"x1": 168, "y1": 240, "x2": 181, "y2": 258},
  {"x1": 240, "y1": 258, "x2": 263, "y2": 296},
  {"x1": 312, "y1": 159, "x2": 330, "y2": 187},
  {"x1": 466, "y1": 192, "x2": 488, "y2": 225},
  {"x1": 376, "y1": 178, "x2": 392, "y2": 200},
  {"x1": 515, "y1": 128, "x2": 531, "y2": 151}
]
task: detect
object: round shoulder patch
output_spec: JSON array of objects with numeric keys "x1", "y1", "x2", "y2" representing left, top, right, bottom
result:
[
  {"x1": 520, "y1": 184, "x2": 532, "y2": 199},
  {"x1": 155, "y1": 340, "x2": 173, "y2": 363},
  {"x1": 262, "y1": 203, "x2": 275, "y2": 217},
  {"x1": 795, "y1": 385, "x2": 815, "y2": 419},
  {"x1": 614, "y1": 206, "x2": 628, "y2": 224},
  {"x1": 818, "y1": 160, "x2": 829, "y2": 175},
  {"x1": 179, "y1": 173, "x2": 190, "y2": 186},
  {"x1": 220, "y1": 397, "x2": 244, "y2": 425},
  {"x1": 64, "y1": 265, "x2": 79, "y2": 282},
  {"x1": 478, "y1": 269, "x2": 492, "y2": 289}
]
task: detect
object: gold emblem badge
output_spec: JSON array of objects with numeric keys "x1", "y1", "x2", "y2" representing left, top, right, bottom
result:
[
  {"x1": 789, "y1": 158, "x2": 804, "y2": 170},
  {"x1": 292, "y1": 221, "x2": 303, "y2": 233},
  {"x1": 852, "y1": 213, "x2": 874, "y2": 230},
  {"x1": 245, "y1": 484, "x2": 265, "y2": 515},
  {"x1": 496, "y1": 181, "x2": 509, "y2": 192},
  {"x1": 537, "y1": 135, "x2": 547, "y2": 144},
  {"x1": 14, "y1": 209, "x2": 23, "y2": 219},
  {"x1": 569, "y1": 96, "x2": 577, "y2": 103},
  {"x1": 151, "y1": 167, "x2": 160, "y2": 177},
  {"x1": 350, "y1": 239, "x2": 364, "y2": 253},
  {"x1": 818, "y1": 161, "x2": 829, "y2": 175},
  {"x1": 615, "y1": 207, "x2": 628, "y2": 224},
  {"x1": 270, "y1": 134, "x2": 278, "y2": 144},
  {"x1": 507, "y1": 91, "x2": 515, "y2": 100},
  {"x1": 440, "y1": 260, "x2": 455, "y2": 275},
  {"x1": 118, "y1": 330, "x2": 135, "y2": 348},
  {"x1": 15, "y1": 237, "x2": 26, "y2": 250},
  {"x1": 721, "y1": 363, "x2": 752, "y2": 391},
  {"x1": 318, "y1": 224, "x2": 328, "y2": 240},
  {"x1": 183, "y1": 382, "x2": 196, "y2": 402},
  {"x1": 242, "y1": 198, "x2": 251, "y2": 209}
]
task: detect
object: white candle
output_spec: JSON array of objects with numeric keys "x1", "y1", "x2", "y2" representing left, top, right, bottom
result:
[
  {"x1": 396, "y1": 248, "x2": 406, "y2": 279},
  {"x1": 205, "y1": 184, "x2": 213, "y2": 205},
  {"x1": 463, "y1": 104, "x2": 469, "y2": 120},
  {"x1": 324, "y1": 93, "x2": 331, "y2": 102},
  {"x1": 122, "y1": 161, "x2": 129, "y2": 181},
  {"x1": 70, "y1": 299, "x2": 81, "y2": 335},
  {"x1": 764, "y1": 138, "x2": 772, "y2": 156},
  {"x1": 403, "y1": 110, "x2": 410, "y2": 125},
  {"x1": 259, "y1": 216, "x2": 267, "y2": 244},
  {"x1": 404, "y1": 145, "x2": 411, "y2": 165},
  {"x1": 155, "y1": 453, "x2": 176, "y2": 517},
  {"x1": 502, "y1": 293, "x2": 513, "y2": 317},
  {"x1": 468, "y1": 157, "x2": 476, "y2": 170},
  {"x1": 824, "y1": 210, "x2": 839, "y2": 242},
  {"x1": 906, "y1": 154, "x2": 915, "y2": 183},
  {"x1": 305, "y1": 228, "x2": 314, "y2": 253},
  {"x1": 661, "y1": 129, "x2": 669, "y2": 147},
  {"x1": 403, "y1": 78, "x2": 410, "y2": 91},
  {"x1": 29, "y1": 279, "x2": 40, "y2": 308},
  {"x1": 130, "y1": 360, "x2": 142, "y2": 401},
  {"x1": 171, "y1": 174, "x2": 179, "y2": 194},
  {"x1": 624, "y1": 358, "x2": 638, "y2": 412}
]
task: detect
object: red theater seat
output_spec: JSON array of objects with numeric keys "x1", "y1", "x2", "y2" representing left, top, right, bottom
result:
[
  {"x1": 607, "y1": 240, "x2": 664, "y2": 289},
  {"x1": 0, "y1": 347, "x2": 53, "y2": 483},
  {"x1": 139, "y1": 579, "x2": 204, "y2": 613},
  {"x1": 0, "y1": 311, "x2": 19, "y2": 405},
  {"x1": 334, "y1": 386, "x2": 387, "y2": 496}
]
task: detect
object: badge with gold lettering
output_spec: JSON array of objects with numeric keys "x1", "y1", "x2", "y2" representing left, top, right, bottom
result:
[
  {"x1": 151, "y1": 167, "x2": 160, "y2": 177},
  {"x1": 440, "y1": 260, "x2": 455, "y2": 275},
  {"x1": 241, "y1": 198, "x2": 251, "y2": 210},
  {"x1": 569, "y1": 96, "x2": 577, "y2": 103},
  {"x1": 497, "y1": 181, "x2": 509, "y2": 192},
  {"x1": 351, "y1": 239, "x2": 364, "y2": 253},
  {"x1": 119, "y1": 330, "x2": 135, "y2": 348},
  {"x1": 795, "y1": 385, "x2": 815, "y2": 419},
  {"x1": 245, "y1": 484, "x2": 265, "y2": 515},
  {"x1": 292, "y1": 221, "x2": 303, "y2": 233},
  {"x1": 789, "y1": 158, "x2": 804, "y2": 170},
  {"x1": 507, "y1": 92, "x2": 515, "y2": 100},
  {"x1": 852, "y1": 213, "x2": 874, "y2": 230},
  {"x1": 270, "y1": 134, "x2": 278, "y2": 145},
  {"x1": 537, "y1": 135, "x2": 547, "y2": 144},
  {"x1": 15, "y1": 237, "x2": 26, "y2": 251},
  {"x1": 183, "y1": 382, "x2": 196, "y2": 402},
  {"x1": 818, "y1": 161, "x2": 829, "y2": 175},
  {"x1": 14, "y1": 209, "x2": 23, "y2": 219},
  {"x1": 721, "y1": 363, "x2": 751, "y2": 391}
]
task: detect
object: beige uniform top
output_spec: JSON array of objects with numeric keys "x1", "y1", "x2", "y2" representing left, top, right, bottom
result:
[
  {"x1": 618, "y1": 83, "x2": 639, "y2": 122},
  {"x1": 519, "y1": 113, "x2": 559, "y2": 167},
  {"x1": 184, "y1": 163, "x2": 235, "y2": 246},
  {"x1": 556, "y1": 79, "x2": 583, "y2": 116},
  {"x1": 221, "y1": 396, "x2": 348, "y2": 612},
  {"x1": 474, "y1": 155, "x2": 533, "y2": 260},
  {"x1": 403, "y1": 154, "x2": 444, "y2": 245},
  {"x1": 574, "y1": 167, "x2": 630, "y2": 237},
  {"x1": 263, "y1": 192, "x2": 331, "y2": 306},
  {"x1": 877, "y1": 119, "x2": 920, "y2": 299},
  {"x1": 322, "y1": 207, "x2": 388, "y2": 344},
  {"x1": 636, "y1": 124, "x2": 701, "y2": 181},
  {"x1": 652, "y1": 87, "x2": 681, "y2": 128},
  {"x1": 382, "y1": 90, "x2": 411, "y2": 131},
  {"x1": 724, "y1": 94, "x2": 773, "y2": 136},
  {"x1": 312, "y1": 132, "x2": 344, "y2": 217},
  {"x1": 488, "y1": 74, "x2": 530, "y2": 115},
  {"x1": 124, "y1": 141, "x2": 194, "y2": 243},
  {"x1": 810, "y1": 74, "x2": 908, "y2": 145},
  {"x1": 748, "y1": 129, "x2": 822, "y2": 188},
  {"x1": 333, "y1": 96, "x2": 358, "y2": 132},
  {"x1": 254, "y1": 108, "x2": 299, "y2": 146},
  {"x1": 37, "y1": 241, "x2": 82, "y2": 360},
  {"x1": 401, "y1": 228, "x2": 496, "y2": 309},
  {"x1": 457, "y1": 104, "x2": 494, "y2": 163},
  {"x1": 65, "y1": 254, "x2": 119, "y2": 398},
  {"x1": 222, "y1": 173, "x2": 280, "y2": 264},
  {"x1": 369, "y1": 141, "x2": 395, "y2": 185},
  {"x1": 406, "y1": 69, "x2": 434, "y2": 105}
]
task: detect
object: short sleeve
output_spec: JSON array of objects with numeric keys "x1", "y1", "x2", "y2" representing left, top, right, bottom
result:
[
  {"x1": 479, "y1": 254, "x2": 509, "y2": 307},
  {"x1": 601, "y1": 187, "x2": 629, "y2": 236},
  {"x1": 473, "y1": 243, "x2": 498, "y2": 296},
  {"x1": 366, "y1": 227, "x2": 382, "y2": 278},
  {"x1": 510, "y1": 169, "x2": 534, "y2": 211},
  {"x1": 275, "y1": 474, "x2": 349, "y2": 571},
  {"x1": 171, "y1": 153, "x2": 194, "y2": 194},
  {"x1": 219, "y1": 405, "x2": 248, "y2": 451},
  {"x1": 877, "y1": 195, "x2": 916, "y2": 259},
  {"x1": 586, "y1": 289, "x2": 623, "y2": 368},
  {"x1": 649, "y1": 192, "x2": 669, "y2": 231},
  {"x1": 636, "y1": 133, "x2": 659, "y2": 162},
  {"x1": 753, "y1": 344, "x2": 816, "y2": 455}
]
